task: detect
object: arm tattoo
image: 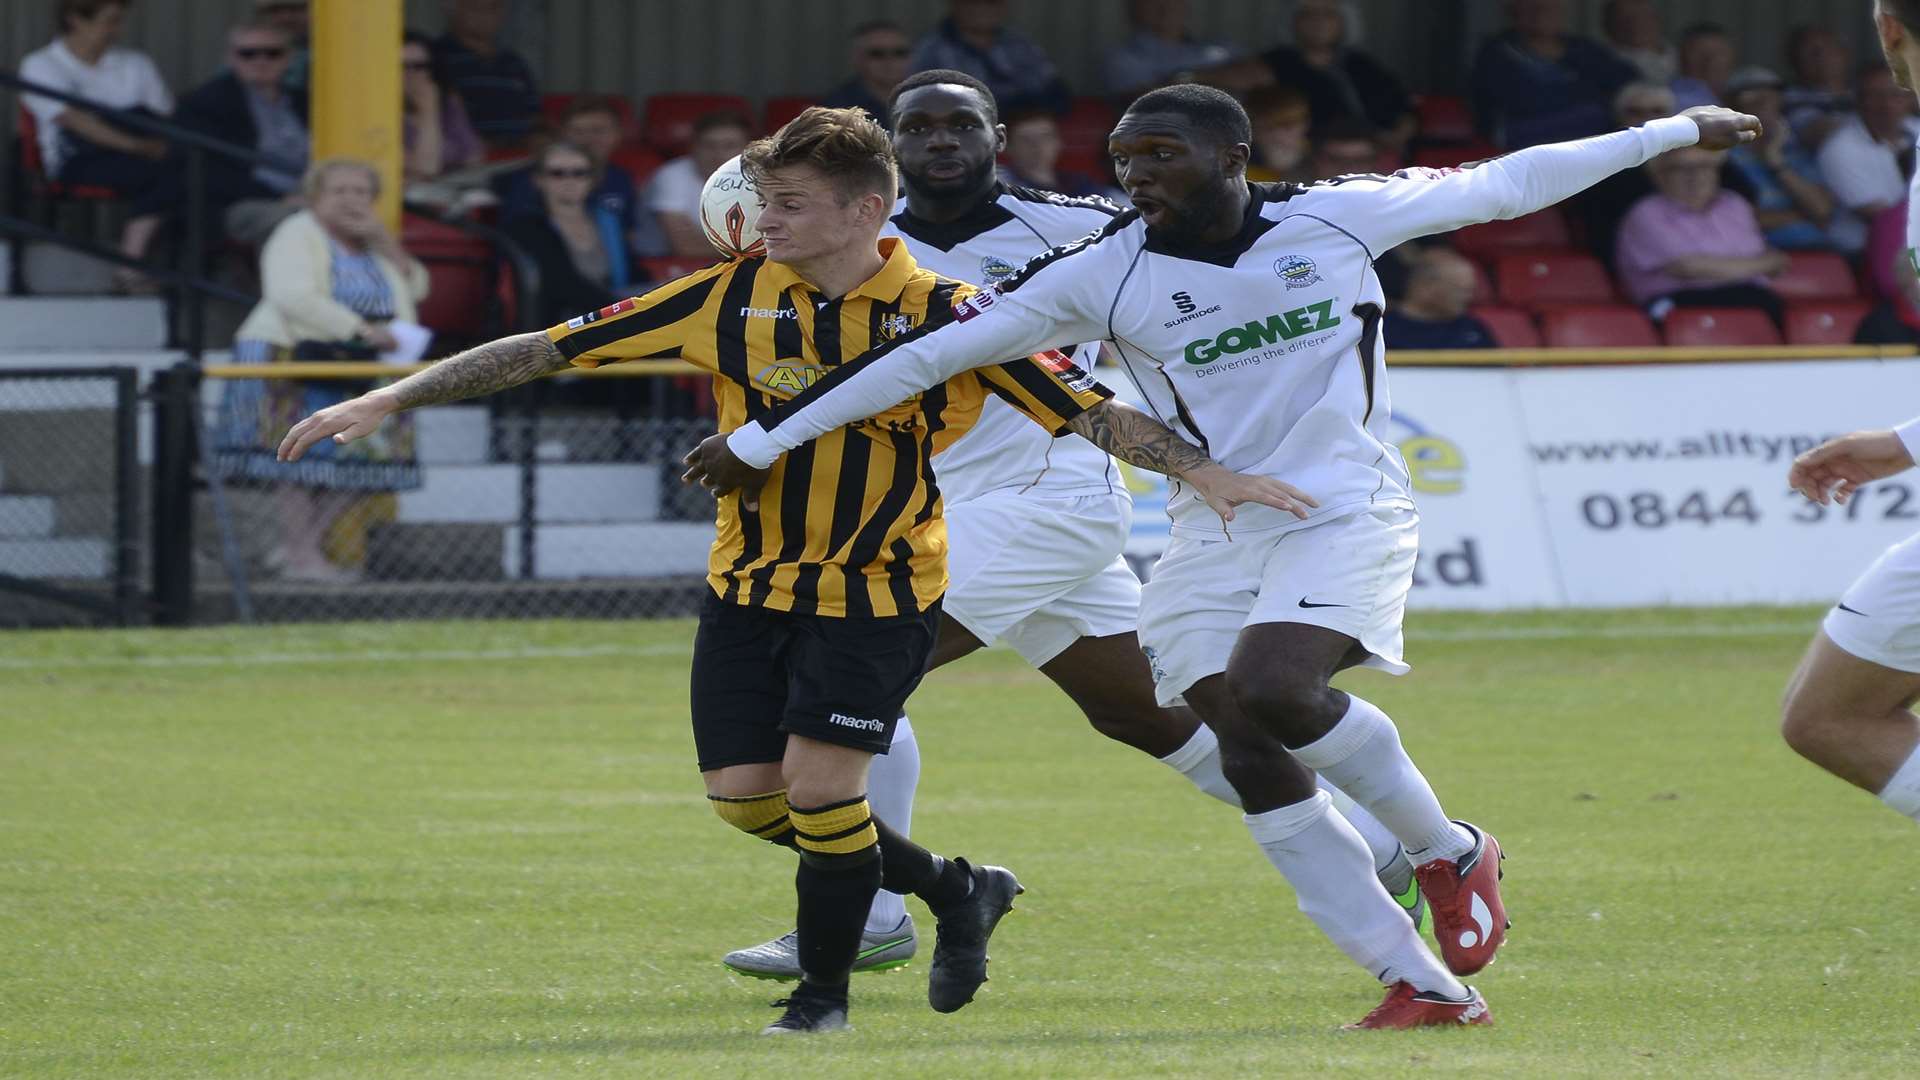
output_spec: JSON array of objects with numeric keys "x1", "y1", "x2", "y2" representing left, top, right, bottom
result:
[
  {"x1": 1065, "y1": 400, "x2": 1213, "y2": 478},
  {"x1": 386, "y1": 333, "x2": 570, "y2": 410}
]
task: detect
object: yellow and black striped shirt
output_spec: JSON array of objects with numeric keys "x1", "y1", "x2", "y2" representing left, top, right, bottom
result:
[{"x1": 545, "y1": 237, "x2": 1110, "y2": 618}]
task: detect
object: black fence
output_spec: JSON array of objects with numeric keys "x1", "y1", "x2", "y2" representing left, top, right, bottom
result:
[{"x1": 0, "y1": 367, "x2": 139, "y2": 627}]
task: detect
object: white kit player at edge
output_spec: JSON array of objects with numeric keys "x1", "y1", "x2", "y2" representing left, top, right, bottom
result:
[
  {"x1": 1779, "y1": 0, "x2": 1920, "y2": 829},
  {"x1": 720, "y1": 72, "x2": 1426, "y2": 1001},
  {"x1": 699, "y1": 83, "x2": 1768, "y2": 1026}
]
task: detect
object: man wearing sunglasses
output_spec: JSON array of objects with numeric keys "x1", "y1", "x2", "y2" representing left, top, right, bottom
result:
[
  {"x1": 172, "y1": 18, "x2": 310, "y2": 245},
  {"x1": 820, "y1": 20, "x2": 915, "y2": 132}
]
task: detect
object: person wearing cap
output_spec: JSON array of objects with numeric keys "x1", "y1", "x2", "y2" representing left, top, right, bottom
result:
[{"x1": 1722, "y1": 66, "x2": 1858, "y2": 253}]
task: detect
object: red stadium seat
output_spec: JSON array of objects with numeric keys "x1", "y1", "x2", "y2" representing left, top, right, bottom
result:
[
  {"x1": 1411, "y1": 140, "x2": 1500, "y2": 170},
  {"x1": 15, "y1": 107, "x2": 116, "y2": 201},
  {"x1": 403, "y1": 215, "x2": 506, "y2": 347},
  {"x1": 609, "y1": 143, "x2": 664, "y2": 185},
  {"x1": 644, "y1": 93, "x2": 754, "y2": 157},
  {"x1": 538, "y1": 92, "x2": 641, "y2": 140},
  {"x1": 641, "y1": 255, "x2": 719, "y2": 282},
  {"x1": 1540, "y1": 305, "x2": 1659, "y2": 348},
  {"x1": 1771, "y1": 251, "x2": 1859, "y2": 300},
  {"x1": 1661, "y1": 307, "x2": 1783, "y2": 347},
  {"x1": 1784, "y1": 300, "x2": 1872, "y2": 346},
  {"x1": 1494, "y1": 251, "x2": 1616, "y2": 307},
  {"x1": 763, "y1": 96, "x2": 817, "y2": 133},
  {"x1": 1451, "y1": 208, "x2": 1572, "y2": 259},
  {"x1": 1468, "y1": 257, "x2": 1496, "y2": 305},
  {"x1": 1468, "y1": 305, "x2": 1541, "y2": 348},
  {"x1": 1415, "y1": 95, "x2": 1476, "y2": 143},
  {"x1": 1057, "y1": 97, "x2": 1119, "y2": 178}
]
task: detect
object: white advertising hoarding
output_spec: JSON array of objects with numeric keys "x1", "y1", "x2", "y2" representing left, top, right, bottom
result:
[{"x1": 1119, "y1": 357, "x2": 1920, "y2": 609}]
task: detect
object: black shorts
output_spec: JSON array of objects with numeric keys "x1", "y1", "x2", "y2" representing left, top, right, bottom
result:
[{"x1": 689, "y1": 591, "x2": 941, "y2": 771}]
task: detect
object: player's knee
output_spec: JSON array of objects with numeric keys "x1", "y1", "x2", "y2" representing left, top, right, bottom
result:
[
  {"x1": 1779, "y1": 686, "x2": 1841, "y2": 762},
  {"x1": 1081, "y1": 701, "x2": 1160, "y2": 750},
  {"x1": 710, "y1": 788, "x2": 796, "y2": 846},
  {"x1": 787, "y1": 795, "x2": 881, "y2": 869},
  {"x1": 1225, "y1": 663, "x2": 1331, "y2": 739}
]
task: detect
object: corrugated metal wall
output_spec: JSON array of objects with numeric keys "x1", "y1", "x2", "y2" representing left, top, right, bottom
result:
[{"x1": 0, "y1": 1, "x2": 1886, "y2": 122}]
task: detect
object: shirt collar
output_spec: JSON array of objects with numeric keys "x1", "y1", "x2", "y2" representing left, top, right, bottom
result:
[{"x1": 764, "y1": 236, "x2": 917, "y2": 302}]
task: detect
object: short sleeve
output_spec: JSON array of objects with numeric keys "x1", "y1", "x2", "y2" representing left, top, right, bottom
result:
[
  {"x1": 545, "y1": 261, "x2": 731, "y2": 371},
  {"x1": 134, "y1": 53, "x2": 172, "y2": 113},
  {"x1": 18, "y1": 50, "x2": 70, "y2": 127}
]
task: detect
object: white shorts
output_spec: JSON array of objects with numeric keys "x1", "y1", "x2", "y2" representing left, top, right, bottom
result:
[
  {"x1": 1824, "y1": 531, "x2": 1920, "y2": 673},
  {"x1": 944, "y1": 489, "x2": 1142, "y2": 667},
  {"x1": 1138, "y1": 506, "x2": 1417, "y2": 707}
]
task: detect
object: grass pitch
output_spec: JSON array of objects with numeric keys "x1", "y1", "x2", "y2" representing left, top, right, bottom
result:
[{"x1": 3, "y1": 608, "x2": 1916, "y2": 1078}]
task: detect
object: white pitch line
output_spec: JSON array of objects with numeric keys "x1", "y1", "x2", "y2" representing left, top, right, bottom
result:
[{"x1": 0, "y1": 620, "x2": 1816, "y2": 673}]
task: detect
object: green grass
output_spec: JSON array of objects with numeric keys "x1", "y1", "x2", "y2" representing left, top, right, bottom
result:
[{"x1": 3, "y1": 608, "x2": 1917, "y2": 1078}]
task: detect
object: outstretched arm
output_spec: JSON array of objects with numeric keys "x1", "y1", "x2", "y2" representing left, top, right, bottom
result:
[
  {"x1": 1066, "y1": 400, "x2": 1317, "y2": 522},
  {"x1": 278, "y1": 332, "x2": 569, "y2": 461}
]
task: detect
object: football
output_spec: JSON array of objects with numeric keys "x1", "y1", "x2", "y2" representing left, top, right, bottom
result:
[{"x1": 698, "y1": 154, "x2": 765, "y2": 259}]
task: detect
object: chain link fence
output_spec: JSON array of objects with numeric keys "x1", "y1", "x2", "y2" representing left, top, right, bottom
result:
[
  {"x1": 179, "y1": 367, "x2": 718, "y2": 624},
  {"x1": 0, "y1": 368, "x2": 139, "y2": 628}
]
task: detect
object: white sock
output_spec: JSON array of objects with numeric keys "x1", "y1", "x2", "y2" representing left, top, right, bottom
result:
[
  {"x1": 1158, "y1": 724, "x2": 1241, "y2": 807},
  {"x1": 1321, "y1": 777, "x2": 1404, "y2": 876},
  {"x1": 865, "y1": 714, "x2": 918, "y2": 933},
  {"x1": 1244, "y1": 791, "x2": 1466, "y2": 998},
  {"x1": 1290, "y1": 695, "x2": 1473, "y2": 865},
  {"x1": 1879, "y1": 743, "x2": 1920, "y2": 821}
]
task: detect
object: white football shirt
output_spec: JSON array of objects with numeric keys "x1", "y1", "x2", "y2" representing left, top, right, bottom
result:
[
  {"x1": 884, "y1": 184, "x2": 1123, "y2": 504},
  {"x1": 733, "y1": 116, "x2": 1703, "y2": 539}
]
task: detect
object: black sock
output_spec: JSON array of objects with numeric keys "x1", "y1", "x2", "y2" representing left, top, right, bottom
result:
[
  {"x1": 873, "y1": 816, "x2": 973, "y2": 910},
  {"x1": 789, "y1": 797, "x2": 883, "y2": 988}
]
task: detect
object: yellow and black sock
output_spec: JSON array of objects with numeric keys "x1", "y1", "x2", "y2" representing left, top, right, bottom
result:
[
  {"x1": 789, "y1": 795, "x2": 883, "y2": 987},
  {"x1": 709, "y1": 789, "x2": 797, "y2": 848}
]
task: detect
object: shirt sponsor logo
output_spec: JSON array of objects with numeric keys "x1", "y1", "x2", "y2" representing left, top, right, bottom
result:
[
  {"x1": 828, "y1": 712, "x2": 888, "y2": 732},
  {"x1": 951, "y1": 290, "x2": 997, "y2": 322},
  {"x1": 1274, "y1": 254, "x2": 1323, "y2": 289},
  {"x1": 980, "y1": 255, "x2": 1020, "y2": 283},
  {"x1": 565, "y1": 297, "x2": 636, "y2": 329},
  {"x1": 739, "y1": 306, "x2": 798, "y2": 319},
  {"x1": 756, "y1": 359, "x2": 825, "y2": 394},
  {"x1": 1182, "y1": 300, "x2": 1342, "y2": 365},
  {"x1": 1162, "y1": 298, "x2": 1224, "y2": 328}
]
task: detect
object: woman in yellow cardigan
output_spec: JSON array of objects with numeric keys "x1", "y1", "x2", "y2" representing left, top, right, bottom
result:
[{"x1": 213, "y1": 158, "x2": 429, "y2": 582}]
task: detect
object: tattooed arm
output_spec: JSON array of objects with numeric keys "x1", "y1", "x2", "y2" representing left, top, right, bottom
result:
[
  {"x1": 1064, "y1": 399, "x2": 1319, "y2": 522},
  {"x1": 278, "y1": 333, "x2": 570, "y2": 462}
]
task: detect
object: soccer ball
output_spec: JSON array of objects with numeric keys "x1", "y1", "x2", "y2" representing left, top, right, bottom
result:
[{"x1": 699, "y1": 154, "x2": 765, "y2": 259}]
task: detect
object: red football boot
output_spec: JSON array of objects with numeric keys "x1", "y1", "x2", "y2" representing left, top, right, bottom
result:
[
  {"x1": 1414, "y1": 820, "x2": 1507, "y2": 976},
  {"x1": 1344, "y1": 981, "x2": 1492, "y2": 1030}
]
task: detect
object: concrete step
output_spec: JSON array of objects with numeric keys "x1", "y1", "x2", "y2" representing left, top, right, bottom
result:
[
  {"x1": 366, "y1": 522, "x2": 504, "y2": 582},
  {"x1": 502, "y1": 522, "x2": 712, "y2": 580},
  {"x1": 0, "y1": 537, "x2": 109, "y2": 578},
  {"x1": 395, "y1": 463, "x2": 665, "y2": 524},
  {"x1": 0, "y1": 495, "x2": 55, "y2": 538},
  {"x1": 415, "y1": 406, "x2": 490, "y2": 465},
  {"x1": 0, "y1": 296, "x2": 167, "y2": 350},
  {"x1": 0, "y1": 409, "x2": 121, "y2": 493},
  {"x1": 19, "y1": 241, "x2": 117, "y2": 296}
]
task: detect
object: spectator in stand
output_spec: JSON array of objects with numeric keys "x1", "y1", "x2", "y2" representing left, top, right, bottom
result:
[
  {"x1": 1256, "y1": 0, "x2": 1413, "y2": 149},
  {"x1": 1602, "y1": 0, "x2": 1673, "y2": 84},
  {"x1": 1308, "y1": 115, "x2": 1386, "y2": 180},
  {"x1": 1669, "y1": 23, "x2": 1737, "y2": 110},
  {"x1": 996, "y1": 108, "x2": 1107, "y2": 198},
  {"x1": 1470, "y1": 0, "x2": 1639, "y2": 149},
  {"x1": 1243, "y1": 85, "x2": 1313, "y2": 184},
  {"x1": 910, "y1": 0, "x2": 1069, "y2": 116},
  {"x1": 1104, "y1": 0, "x2": 1233, "y2": 99},
  {"x1": 1383, "y1": 249, "x2": 1496, "y2": 351},
  {"x1": 1854, "y1": 201, "x2": 1920, "y2": 344},
  {"x1": 502, "y1": 141, "x2": 642, "y2": 328},
  {"x1": 431, "y1": 0, "x2": 539, "y2": 151},
  {"x1": 1784, "y1": 26, "x2": 1855, "y2": 147},
  {"x1": 215, "y1": 158, "x2": 427, "y2": 582},
  {"x1": 820, "y1": 20, "x2": 914, "y2": 129},
  {"x1": 1722, "y1": 67, "x2": 1859, "y2": 254},
  {"x1": 1616, "y1": 145, "x2": 1787, "y2": 327},
  {"x1": 19, "y1": 0, "x2": 172, "y2": 285},
  {"x1": 500, "y1": 97, "x2": 666, "y2": 257},
  {"x1": 1817, "y1": 66, "x2": 1919, "y2": 220},
  {"x1": 646, "y1": 110, "x2": 751, "y2": 258},
  {"x1": 401, "y1": 30, "x2": 481, "y2": 183},
  {"x1": 172, "y1": 19, "x2": 308, "y2": 248},
  {"x1": 254, "y1": 0, "x2": 309, "y2": 95},
  {"x1": 1568, "y1": 81, "x2": 1671, "y2": 268}
]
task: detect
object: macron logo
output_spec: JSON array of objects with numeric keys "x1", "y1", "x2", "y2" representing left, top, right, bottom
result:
[
  {"x1": 828, "y1": 713, "x2": 887, "y2": 733},
  {"x1": 739, "y1": 306, "x2": 797, "y2": 319}
]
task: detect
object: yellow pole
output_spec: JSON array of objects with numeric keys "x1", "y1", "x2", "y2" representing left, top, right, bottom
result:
[{"x1": 310, "y1": 0, "x2": 403, "y2": 228}]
